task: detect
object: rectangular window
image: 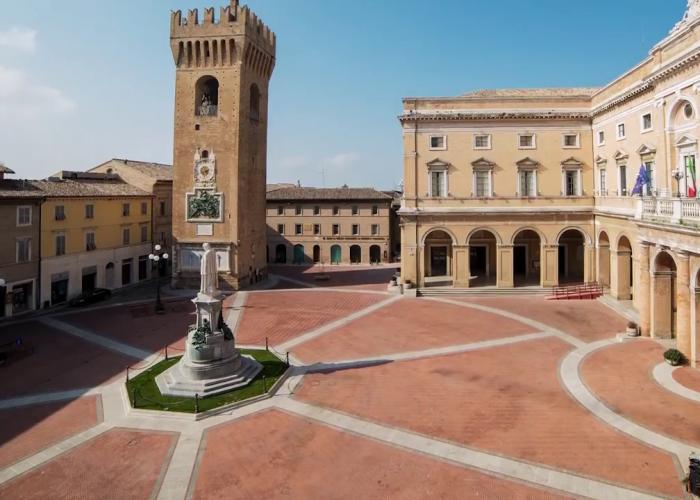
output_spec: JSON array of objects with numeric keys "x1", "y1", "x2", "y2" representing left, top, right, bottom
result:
[
  {"x1": 519, "y1": 170, "x2": 536, "y2": 196},
  {"x1": 642, "y1": 113, "x2": 652, "y2": 131},
  {"x1": 474, "y1": 134, "x2": 491, "y2": 149},
  {"x1": 55, "y1": 234, "x2": 66, "y2": 256},
  {"x1": 352, "y1": 224, "x2": 359, "y2": 236},
  {"x1": 332, "y1": 224, "x2": 340, "y2": 236},
  {"x1": 518, "y1": 134, "x2": 535, "y2": 149},
  {"x1": 295, "y1": 223, "x2": 303, "y2": 235},
  {"x1": 86, "y1": 232, "x2": 96, "y2": 251},
  {"x1": 140, "y1": 225, "x2": 148, "y2": 243},
  {"x1": 122, "y1": 258, "x2": 132, "y2": 286},
  {"x1": 619, "y1": 165, "x2": 628, "y2": 196},
  {"x1": 277, "y1": 224, "x2": 285, "y2": 235},
  {"x1": 16, "y1": 238, "x2": 30, "y2": 263},
  {"x1": 598, "y1": 130, "x2": 605, "y2": 145},
  {"x1": 313, "y1": 205, "x2": 320, "y2": 216},
  {"x1": 17, "y1": 206, "x2": 31, "y2": 226},
  {"x1": 371, "y1": 205, "x2": 378, "y2": 215},
  {"x1": 351, "y1": 205, "x2": 359, "y2": 215},
  {"x1": 430, "y1": 170, "x2": 446, "y2": 197},
  {"x1": 295, "y1": 205, "x2": 302, "y2": 215},
  {"x1": 617, "y1": 123, "x2": 626, "y2": 139},
  {"x1": 122, "y1": 203, "x2": 130, "y2": 216},
  {"x1": 599, "y1": 169, "x2": 607, "y2": 195},
  {"x1": 85, "y1": 204, "x2": 94, "y2": 219},
  {"x1": 123, "y1": 228, "x2": 130, "y2": 245},
  {"x1": 475, "y1": 170, "x2": 490, "y2": 197},
  {"x1": 565, "y1": 170, "x2": 579, "y2": 196},
  {"x1": 159, "y1": 201, "x2": 166, "y2": 216},
  {"x1": 55, "y1": 205, "x2": 65, "y2": 221},
  {"x1": 138, "y1": 255, "x2": 148, "y2": 281},
  {"x1": 371, "y1": 224, "x2": 379, "y2": 236},
  {"x1": 313, "y1": 224, "x2": 321, "y2": 235},
  {"x1": 140, "y1": 202, "x2": 147, "y2": 215},
  {"x1": 644, "y1": 161, "x2": 655, "y2": 196},
  {"x1": 277, "y1": 205, "x2": 284, "y2": 215},
  {"x1": 429, "y1": 135, "x2": 446, "y2": 150},
  {"x1": 563, "y1": 134, "x2": 579, "y2": 148},
  {"x1": 333, "y1": 206, "x2": 340, "y2": 216}
]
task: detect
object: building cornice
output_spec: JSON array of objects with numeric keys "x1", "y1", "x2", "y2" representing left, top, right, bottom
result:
[{"x1": 398, "y1": 110, "x2": 591, "y2": 124}]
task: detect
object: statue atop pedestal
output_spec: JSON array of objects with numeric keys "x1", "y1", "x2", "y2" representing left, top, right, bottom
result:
[{"x1": 155, "y1": 242, "x2": 262, "y2": 397}]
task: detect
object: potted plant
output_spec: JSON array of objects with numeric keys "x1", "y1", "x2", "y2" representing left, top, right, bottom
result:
[
  {"x1": 664, "y1": 348, "x2": 684, "y2": 366},
  {"x1": 626, "y1": 321, "x2": 639, "y2": 337}
]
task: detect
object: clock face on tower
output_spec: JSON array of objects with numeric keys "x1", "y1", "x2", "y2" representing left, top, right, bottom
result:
[{"x1": 197, "y1": 163, "x2": 214, "y2": 182}]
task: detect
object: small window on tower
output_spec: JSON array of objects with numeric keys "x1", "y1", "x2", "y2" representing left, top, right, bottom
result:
[{"x1": 195, "y1": 76, "x2": 219, "y2": 117}]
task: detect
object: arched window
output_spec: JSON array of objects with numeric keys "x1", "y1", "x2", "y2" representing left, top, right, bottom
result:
[
  {"x1": 201, "y1": 150, "x2": 209, "y2": 159},
  {"x1": 250, "y1": 83, "x2": 260, "y2": 121},
  {"x1": 195, "y1": 76, "x2": 219, "y2": 117}
]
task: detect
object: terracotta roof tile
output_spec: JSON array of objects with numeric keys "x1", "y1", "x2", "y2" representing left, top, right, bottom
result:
[
  {"x1": 461, "y1": 88, "x2": 600, "y2": 98},
  {"x1": 267, "y1": 186, "x2": 393, "y2": 201}
]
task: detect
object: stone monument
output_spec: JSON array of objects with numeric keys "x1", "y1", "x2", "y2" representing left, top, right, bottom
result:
[{"x1": 156, "y1": 243, "x2": 262, "y2": 397}]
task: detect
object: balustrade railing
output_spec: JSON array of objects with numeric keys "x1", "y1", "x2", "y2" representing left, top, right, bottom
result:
[{"x1": 638, "y1": 196, "x2": 700, "y2": 223}]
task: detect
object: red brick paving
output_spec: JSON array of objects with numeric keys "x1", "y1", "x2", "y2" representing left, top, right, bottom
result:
[
  {"x1": 236, "y1": 290, "x2": 384, "y2": 346},
  {"x1": 458, "y1": 297, "x2": 627, "y2": 342},
  {"x1": 60, "y1": 299, "x2": 195, "y2": 353},
  {"x1": 0, "y1": 396, "x2": 100, "y2": 469},
  {"x1": 0, "y1": 428, "x2": 176, "y2": 500},
  {"x1": 294, "y1": 298, "x2": 535, "y2": 363},
  {"x1": 582, "y1": 339, "x2": 700, "y2": 446},
  {"x1": 673, "y1": 366, "x2": 700, "y2": 393},
  {"x1": 0, "y1": 322, "x2": 133, "y2": 398},
  {"x1": 192, "y1": 409, "x2": 569, "y2": 500},
  {"x1": 271, "y1": 264, "x2": 398, "y2": 291},
  {"x1": 295, "y1": 337, "x2": 684, "y2": 497}
]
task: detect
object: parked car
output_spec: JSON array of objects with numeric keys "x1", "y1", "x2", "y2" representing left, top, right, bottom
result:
[{"x1": 69, "y1": 288, "x2": 112, "y2": 307}]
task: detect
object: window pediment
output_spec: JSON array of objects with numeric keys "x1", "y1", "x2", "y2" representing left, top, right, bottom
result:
[
  {"x1": 614, "y1": 150, "x2": 629, "y2": 162},
  {"x1": 636, "y1": 144, "x2": 657, "y2": 156},
  {"x1": 426, "y1": 158, "x2": 449, "y2": 170},
  {"x1": 595, "y1": 155, "x2": 607, "y2": 165},
  {"x1": 561, "y1": 157, "x2": 583, "y2": 169},
  {"x1": 471, "y1": 157, "x2": 495, "y2": 170},
  {"x1": 516, "y1": 157, "x2": 539, "y2": 169},
  {"x1": 675, "y1": 135, "x2": 697, "y2": 148}
]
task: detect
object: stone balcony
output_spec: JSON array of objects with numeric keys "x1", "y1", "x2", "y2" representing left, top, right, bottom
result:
[
  {"x1": 402, "y1": 195, "x2": 594, "y2": 215},
  {"x1": 596, "y1": 195, "x2": 700, "y2": 227}
]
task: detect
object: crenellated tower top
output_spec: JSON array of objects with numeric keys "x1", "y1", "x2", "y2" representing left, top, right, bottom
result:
[{"x1": 170, "y1": 0, "x2": 275, "y2": 76}]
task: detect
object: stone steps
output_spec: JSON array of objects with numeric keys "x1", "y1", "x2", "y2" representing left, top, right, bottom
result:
[{"x1": 418, "y1": 287, "x2": 549, "y2": 297}]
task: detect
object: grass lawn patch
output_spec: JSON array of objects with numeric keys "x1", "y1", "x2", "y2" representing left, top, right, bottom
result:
[{"x1": 126, "y1": 349, "x2": 288, "y2": 413}]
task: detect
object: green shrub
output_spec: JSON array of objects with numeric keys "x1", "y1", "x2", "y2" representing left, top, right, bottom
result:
[{"x1": 664, "y1": 348, "x2": 684, "y2": 365}]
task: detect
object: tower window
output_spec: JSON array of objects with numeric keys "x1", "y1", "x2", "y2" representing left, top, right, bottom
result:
[
  {"x1": 201, "y1": 150, "x2": 209, "y2": 159},
  {"x1": 250, "y1": 84, "x2": 261, "y2": 122},
  {"x1": 195, "y1": 76, "x2": 219, "y2": 117}
]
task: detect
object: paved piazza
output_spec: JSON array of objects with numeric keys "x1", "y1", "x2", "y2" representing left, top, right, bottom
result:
[{"x1": 1, "y1": 266, "x2": 699, "y2": 499}]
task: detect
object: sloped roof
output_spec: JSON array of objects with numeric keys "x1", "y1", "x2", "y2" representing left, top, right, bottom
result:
[
  {"x1": 266, "y1": 183, "x2": 296, "y2": 192},
  {"x1": 0, "y1": 179, "x2": 45, "y2": 199},
  {"x1": 0, "y1": 163, "x2": 15, "y2": 175},
  {"x1": 461, "y1": 88, "x2": 600, "y2": 99},
  {"x1": 29, "y1": 179, "x2": 151, "y2": 198},
  {"x1": 95, "y1": 159, "x2": 173, "y2": 181},
  {"x1": 267, "y1": 186, "x2": 393, "y2": 201}
]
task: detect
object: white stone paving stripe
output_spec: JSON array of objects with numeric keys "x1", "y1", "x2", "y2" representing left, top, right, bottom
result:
[
  {"x1": 425, "y1": 297, "x2": 586, "y2": 348},
  {"x1": 225, "y1": 291, "x2": 248, "y2": 336},
  {"x1": 652, "y1": 362, "x2": 700, "y2": 404},
  {"x1": 559, "y1": 339, "x2": 697, "y2": 472},
  {"x1": 276, "y1": 295, "x2": 402, "y2": 352},
  {"x1": 303, "y1": 332, "x2": 554, "y2": 373},
  {"x1": 276, "y1": 398, "x2": 663, "y2": 500},
  {"x1": 0, "y1": 388, "x2": 101, "y2": 410},
  {"x1": 39, "y1": 317, "x2": 154, "y2": 361},
  {"x1": 0, "y1": 422, "x2": 112, "y2": 485}
]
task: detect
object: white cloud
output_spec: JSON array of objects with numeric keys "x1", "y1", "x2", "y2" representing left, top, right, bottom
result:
[
  {"x1": 323, "y1": 152, "x2": 359, "y2": 170},
  {"x1": 278, "y1": 155, "x2": 311, "y2": 170},
  {"x1": 0, "y1": 65, "x2": 75, "y2": 119},
  {"x1": 0, "y1": 27, "x2": 37, "y2": 52}
]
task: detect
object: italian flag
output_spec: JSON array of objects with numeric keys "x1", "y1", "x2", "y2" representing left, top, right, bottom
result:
[{"x1": 687, "y1": 155, "x2": 697, "y2": 198}]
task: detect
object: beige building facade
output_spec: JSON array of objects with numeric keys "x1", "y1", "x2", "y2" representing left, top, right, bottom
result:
[
  {"x1": 169, "y1": 0, "x2": 275, "y2": 289},
  {"x1": 266, "y1": 187, "x2": 395, "y2": 266},
  {"x1": 400, "y1": 1, "x2": 700, "y2": 367}
]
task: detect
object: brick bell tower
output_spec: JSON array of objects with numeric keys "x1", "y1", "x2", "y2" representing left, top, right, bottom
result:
[{"x1": 170, "y1": 1, "x2": 275, "y2": 289}]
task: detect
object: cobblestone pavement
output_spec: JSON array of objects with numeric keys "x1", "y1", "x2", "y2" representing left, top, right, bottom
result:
[{"x1": 0, "y1": 267, "x2": 698, "y2": 499}]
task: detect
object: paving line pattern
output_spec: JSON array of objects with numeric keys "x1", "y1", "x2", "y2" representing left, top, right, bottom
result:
[{"x1": 651, "y1": 362, "x2": 700, "y2": 404}]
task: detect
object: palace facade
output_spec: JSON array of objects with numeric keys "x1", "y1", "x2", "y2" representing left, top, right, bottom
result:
[{"x1": 399, "y1": 1, "x2": 700, "y2": 366}]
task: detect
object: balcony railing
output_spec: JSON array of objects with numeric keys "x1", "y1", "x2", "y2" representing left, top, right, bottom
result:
[{"x1": 640, "y1": 196, "x2": 700, "y2": 224}]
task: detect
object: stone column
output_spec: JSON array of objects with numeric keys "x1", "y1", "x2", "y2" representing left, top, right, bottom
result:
[
  {"x1": 584, "y1": 243, "x2": 595, "y2": 283},
  {"x1": 453, "y1": 245, "x2": 470, "y2": 288},
  {"x1": 541, "y1": 244, "x2": 559, "y2": 287},
  {"x1": 611, "y1": 249, "x2": 632, "y2": 300},
  {"x1": 693, "y1": 287, "x2": 700, "y2": 368},
  {"x1": 675, "y1": 251, "x2": 691, "y2": 360},
  {"x1": 651, "y1": 271, "x2": 674, "y2": 339},
  {"x1": 416, "y1": 244, "x2": 425, "y2": 288},
  {"x1": 497, "y1": 244, "x2": 514, "y2": 288},
  {"x1": 637, "y1": 242, "x2": 651, "y2": 336}
]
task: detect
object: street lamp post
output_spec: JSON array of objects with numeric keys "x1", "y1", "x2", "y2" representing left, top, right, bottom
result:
[
  {"x1": 672, "y1": 167, "x2": 684, "y2": 198},
  {"x1": 149, "y1": 245, "x2": 169, "y2": 315}
]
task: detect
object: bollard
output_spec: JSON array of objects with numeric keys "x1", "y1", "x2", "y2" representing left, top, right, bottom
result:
[
  {"x1": 286, "y1": 352, "x2": 289, "y2": 366},
  {"x1": 195, "y1": 393, "x2": 199, "y2": 414},
  {"x1": 126, "y1": 366, "x2": 130, "y2": 382},
  {"x1": 262, "y1": 375, "x2": 267, "y2": 393},
  {"x1": 132, "y1": 388, "x2": 137, "y2": 408},
  {"x1": 265, "y1": 337, "x2": 269, "y2": 352},
  {"x1": 165, "y1": 346, "x2": 168, "y2": 360}
]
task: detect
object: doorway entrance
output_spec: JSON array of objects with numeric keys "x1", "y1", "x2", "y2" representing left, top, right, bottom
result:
[
  {"x1": 430, "y1": 246, "x2": 448, "y2": 276},
  {"x1": 513, "y1": 229, "x2": 541, "y2": 287},
  {"x1": 468, "y1": 230, "x2": 497, "y2": 287}
]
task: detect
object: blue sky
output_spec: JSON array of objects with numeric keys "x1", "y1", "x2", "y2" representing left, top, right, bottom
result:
[{"x1": 0, "y1": 1, "x2": 685, "y2": 189}]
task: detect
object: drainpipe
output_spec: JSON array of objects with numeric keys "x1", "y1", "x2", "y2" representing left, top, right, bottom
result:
[{"x1": 413, "y1": 101, "x2": 420, "y2": 287}]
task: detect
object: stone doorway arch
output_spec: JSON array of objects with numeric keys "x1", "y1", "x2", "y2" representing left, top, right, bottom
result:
[{"x1": 652, "y1": 251, "x2": 677, "y2": 339}]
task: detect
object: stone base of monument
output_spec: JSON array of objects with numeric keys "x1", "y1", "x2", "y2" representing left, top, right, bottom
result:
[{"x1": 154, "y1": 292, "x2": 263, "y2": 398}]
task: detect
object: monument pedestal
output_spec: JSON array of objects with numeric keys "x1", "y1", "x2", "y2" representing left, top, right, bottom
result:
[{"x1": 155, "y1": 292, "x2": 262, "y2": 398}]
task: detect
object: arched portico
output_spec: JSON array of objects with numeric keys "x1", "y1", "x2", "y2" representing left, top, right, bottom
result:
[
  {"x1": 598, "y1": 231, "x2": 611, "y2": 288},
  {"x1": 513, "y1": 229, "x2": 541, "y2": 287},
  {"x1": 423, "y1": 229, "x2": 454, "y2": 286},
  {"x1": 468, "y1": 229, "x2": 498, "y2": 287},
  {"x1": 693, "y1": 267, "x2": 700, "y2": 367},
  {"x1": 611, "y1": 236, "x2": 633, "y2": 300},
  {"x1": 557, "y1": 228, "x2": 588, "y2": 284},
  {"x1": 651, "y1": 251, "x2": 677, "y2": 339}
]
